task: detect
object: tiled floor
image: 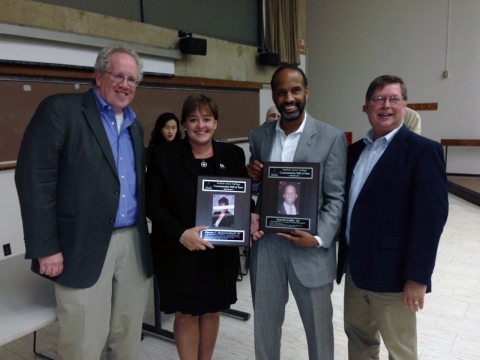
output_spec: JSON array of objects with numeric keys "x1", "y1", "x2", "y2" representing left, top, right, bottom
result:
[{"x1": 1, "y1": 194, "x2": 479, "y2": 359}]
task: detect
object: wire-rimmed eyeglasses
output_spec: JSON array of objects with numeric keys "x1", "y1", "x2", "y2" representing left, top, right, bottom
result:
[
  {"x1": 104, "y1": 71, "x2": 139, "y2": 87},
  {"x1": 370, "y1": 96, "x2": 404, "y2": 106}
]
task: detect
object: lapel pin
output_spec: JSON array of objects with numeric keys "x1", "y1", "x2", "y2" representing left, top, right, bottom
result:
[{"x1": 220, "y1": 163, "x2": 226, "y2": 169}]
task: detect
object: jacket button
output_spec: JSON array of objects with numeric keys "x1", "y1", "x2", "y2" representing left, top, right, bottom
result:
[
  {"x1": 114, "y1": 191, "x2": 119, "y2": 195},
  {"x1": 110, "y1": 218, "x2": 115, "y2": 223}
]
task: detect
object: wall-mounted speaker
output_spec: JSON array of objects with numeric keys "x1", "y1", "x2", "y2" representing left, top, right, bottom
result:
[
  {"x1": 179, "y1": 37, "x2": 207, "y2": 56},
  {"x1": 258, "y1": 52, "x2": 280, "y2": 67}
]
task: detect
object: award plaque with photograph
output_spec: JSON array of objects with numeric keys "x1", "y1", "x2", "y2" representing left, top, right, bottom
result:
[
  {"x1": 195, "y1": 176, "x2": 252, "y2": 246},
  {"x1": 260, "y1": 162, "x2": 320, "y2": 234}
]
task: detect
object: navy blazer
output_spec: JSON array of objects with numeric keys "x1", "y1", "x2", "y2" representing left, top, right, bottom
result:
[
  {"x1": 15, "y1": 89, "x2": 154, "y2": 288},
  {"x1": 336, "y1": 125, "x2": 448, "y2": 293}
]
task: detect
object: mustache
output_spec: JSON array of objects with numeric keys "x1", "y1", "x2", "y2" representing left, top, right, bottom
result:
[{"x1": 280, "y1": 100, "x2": 305, "y2": 121}]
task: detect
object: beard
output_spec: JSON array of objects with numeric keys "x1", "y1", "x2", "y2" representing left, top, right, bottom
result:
[{"x1": 279, "y1": 99, "x2": 306, "y2": 121}]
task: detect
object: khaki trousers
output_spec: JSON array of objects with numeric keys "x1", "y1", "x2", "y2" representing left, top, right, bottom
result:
[
  {"x1": 55, "y1": 226, "x2": 151, "y2": 360},
  {"x1": 344, "y1": 269, "x2": 417, "y2": 360}
]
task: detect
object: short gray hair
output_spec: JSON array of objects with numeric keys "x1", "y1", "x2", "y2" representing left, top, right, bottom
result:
[{"x1": 92, "y1": 44, "x2": 143, "y2": 85}]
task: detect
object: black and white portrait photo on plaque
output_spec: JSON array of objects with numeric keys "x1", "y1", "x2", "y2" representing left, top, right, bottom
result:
[
  {"x1": 212, "y1": 194, "x2": 235, "y2": 227},
  {"x1": 277, "y1": 181, "x2": 301, "y2": 216},
  {"x1": 195, "y1": 175, "x2": 251, "y2": 246}
]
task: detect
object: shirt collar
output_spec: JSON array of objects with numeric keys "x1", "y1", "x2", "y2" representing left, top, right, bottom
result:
[
  {"x1": 92, "y1": 88, "x2": 136, "y2": 120},
  {"x1": 275, "y1": 112, "x2": 308, "y2": 135},
  {"x1": 363, "y1": 123, "x2": 403, "y2": 146}
]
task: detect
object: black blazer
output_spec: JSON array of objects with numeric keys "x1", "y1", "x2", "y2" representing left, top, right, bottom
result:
[
  {"x1": 336, "y1": 125, "x2": 449, "y2": 293},
  {"x1": 15, "y1": 89, "x2": 154, "y2": 288},
  {"x1": 212, "y1": 211, "x2": 234, "y2": 227},
  {"x1": 146, "y1": 138, "x2": 248, "y2": 293}
]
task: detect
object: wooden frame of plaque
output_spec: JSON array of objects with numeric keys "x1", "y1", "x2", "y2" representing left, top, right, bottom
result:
[
  {"x1": 195, "y1": 176, "x2": 252, "y2": 246},
  {"x1": 260, "y1": 162, "x2": 320, "y2": 234}
]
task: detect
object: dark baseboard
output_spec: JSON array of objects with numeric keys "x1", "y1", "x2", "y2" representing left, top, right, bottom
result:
[{"x1": 447, "y1": 175, "x2": 480, "y2": 207}]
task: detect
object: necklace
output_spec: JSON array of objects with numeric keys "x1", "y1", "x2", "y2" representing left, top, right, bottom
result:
[{"x1": 192, "y1": 147, "x2": 213, "y2": 168}]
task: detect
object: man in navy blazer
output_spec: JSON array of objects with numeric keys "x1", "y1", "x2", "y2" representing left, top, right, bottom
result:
[
  {"x1": 336, "y1": 75, "x2": 448, "y2": 359},
  {"x1": 15, "y1": 44, "x2": 153, "y2": 360}
]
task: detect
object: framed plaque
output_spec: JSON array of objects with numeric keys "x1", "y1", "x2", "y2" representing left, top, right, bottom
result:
[
  {"x1": 260, "y1": 162, "x2": 320, "y2": 234},
  {"x1": 195, "y1": 176, "x2": 252, "y2": 246}
]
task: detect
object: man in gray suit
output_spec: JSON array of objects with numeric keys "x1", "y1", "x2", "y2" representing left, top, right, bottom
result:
[
  {"x1": 248, "y1": 65, "x2": 347, "y2": 360},
  {"x1": 15, "y1": 44, "x2": 153, "y2": 360}
]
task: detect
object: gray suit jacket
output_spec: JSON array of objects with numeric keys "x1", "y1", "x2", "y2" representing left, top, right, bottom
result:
[
  {"x1": 249, "y1": 114, "x2": 347, "y2": 287},
  {"x1": 15, "y1": 89, "x2": 154, "y2": 289}
]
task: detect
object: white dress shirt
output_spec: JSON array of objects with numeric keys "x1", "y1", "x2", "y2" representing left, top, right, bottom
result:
[
  {"x1": 282, "y1": 202, "x2": 298, "y2": 215},
  {"x1": 270, "y1": 113, "x2": 324, "y2": 247}
]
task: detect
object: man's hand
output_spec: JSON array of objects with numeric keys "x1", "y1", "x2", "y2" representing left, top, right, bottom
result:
[
  {"x1": 403, "y1": 280, "x2": 427, "y2": 312},
  {"x1": 247, "y1": 160, "x2": 264, "y2": 183},
  {"x1": 181, "y1": 226, "x2": 214, "y2": 251},
  {"x1": 277, "y1": 229, "x2": 318, "y2": 247},
  {"x1": 250, "y1": 213, "x2": 264, "y2": 243},
  {"x1": 39, "y1": 252, "x2": 64, "y2": 277}
]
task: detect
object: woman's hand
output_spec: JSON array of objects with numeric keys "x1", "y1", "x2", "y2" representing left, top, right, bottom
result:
[{"x1": 181, "y1": 226, "x2": 214, "y2": 251}]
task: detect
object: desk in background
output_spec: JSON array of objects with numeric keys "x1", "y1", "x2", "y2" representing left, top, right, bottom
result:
[{"x1": 440, "y1": 139, "x2": 480, "y2": 169}]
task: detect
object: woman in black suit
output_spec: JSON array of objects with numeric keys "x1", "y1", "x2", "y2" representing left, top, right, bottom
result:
[
  {"x1": 146, "y1": 94, "x2": 249, "y2": 360},
  {"x1": 146, "y1": 112, "x2": 181, "y2": 165}
]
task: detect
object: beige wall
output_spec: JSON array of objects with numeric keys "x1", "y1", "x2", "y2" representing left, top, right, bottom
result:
[
  {"x1": 0, "y1": 0, "x2": 277, "y2": 83},
  {"x1": 306, "y1": 0, "x2": 480, "y2": 174}
]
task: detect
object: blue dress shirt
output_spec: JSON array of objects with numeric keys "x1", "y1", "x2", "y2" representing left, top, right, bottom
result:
[
  {"x1": 92, "y1": 88, "x2": 138, "y2": 228},
  {"x1": 346, "y1": 124, "x2": 403, "y2": 244}
]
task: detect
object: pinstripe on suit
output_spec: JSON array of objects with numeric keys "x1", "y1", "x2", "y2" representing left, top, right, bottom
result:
[{"x1": 249, "y1": 114, "x2": 347, "y2": 360}]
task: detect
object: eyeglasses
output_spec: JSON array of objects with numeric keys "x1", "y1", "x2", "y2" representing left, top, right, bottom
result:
[
  {"x1": 370, "y1": 96, "x2": 404, "y2": 106},
  {"x1": 104, "y1": 71, "x2": 139, "y2": 87}
]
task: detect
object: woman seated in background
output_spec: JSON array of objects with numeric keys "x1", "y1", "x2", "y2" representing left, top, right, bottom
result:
[
  {"x1": 146, "y1": 94, "x2": 250, "y2": 360},
  {"x1": 147, "y1": 112, "x2": 181, "y2": 164}
]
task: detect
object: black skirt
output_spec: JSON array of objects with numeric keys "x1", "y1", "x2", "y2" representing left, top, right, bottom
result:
[{"x1": 159, "y1": 247, "x2": 237, "y2": 316}]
